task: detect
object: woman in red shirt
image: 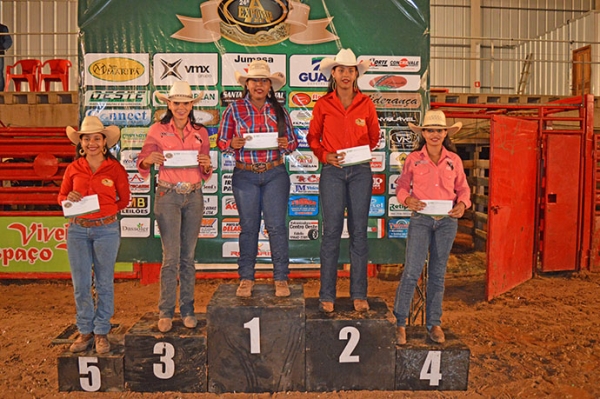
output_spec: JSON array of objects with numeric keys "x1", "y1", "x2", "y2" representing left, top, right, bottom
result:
[
  {"x1": 307, "y1": 49, "x2": 380, "y2": 313},
  {"x1": 58, "y1": 116, "x2": 130, "y2": 354}
]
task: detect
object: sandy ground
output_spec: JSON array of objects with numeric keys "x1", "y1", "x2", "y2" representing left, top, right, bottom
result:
[{"x1": 1, "y1": 251, "x2": 599, "y2": 398}]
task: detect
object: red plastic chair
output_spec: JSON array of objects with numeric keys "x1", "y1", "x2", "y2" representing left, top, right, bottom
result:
[
  {"x1": 38, "y1": 59, "x2": 72, "y2": 91},
  {"x1": 4, "y1": 59, "x2": 42, "y2": 92}
]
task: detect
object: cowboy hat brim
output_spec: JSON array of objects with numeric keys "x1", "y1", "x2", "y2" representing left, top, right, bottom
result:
[
  {"x1": 319, "y1": 57, "x2": 370, "y2": 78},
  {"x1": 66, "y1": 125, "x2": 121, "y2": 148},
  {"x1": 235, "y1": 71, "x2": 286, "y2": 92},
  {"x1": 154, "y1": 91, "x2": 203, "y2": 105},
  {"x1": 408, "y1": 121, "x2": 463, "y2": 136}
]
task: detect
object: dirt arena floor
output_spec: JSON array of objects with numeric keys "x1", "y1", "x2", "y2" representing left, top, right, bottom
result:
[{"x1": 1, "y1": 251, "x2": 599, "y2": 398}]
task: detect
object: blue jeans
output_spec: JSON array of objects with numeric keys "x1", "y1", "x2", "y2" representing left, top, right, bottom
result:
[
  {"x1": 319, "y1": 163, "x2": 372, "y2": 302},
  {"x1": 67, "y1": 220, "x2": 120, "y2": 335},
  {"x1": 154, "y1": 187, "x2": 204, "y2": 319},
  {"x1": 232, "y1": 164, "x2": 290, "y2": 281},
  {"x1": 393, "y1": 213, "x2": 458, "y2": 328}
]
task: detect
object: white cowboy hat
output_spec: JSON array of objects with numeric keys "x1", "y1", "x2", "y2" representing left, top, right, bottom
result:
[
  {"x1": 66, "y1": 116, "x2": 121, "y2": 148},
  {"x1": 235, "y1": 60, "x2": 286, "y2": 92},
  {"x1": 320, "y1": 48, "x2": 370, "y2": 78},
  {"x1": 154, "y1": 81, "x2": 202, "y2": 104},
  {"x1": 408, "y1": 109, "x2": 463, "y2": 136}
]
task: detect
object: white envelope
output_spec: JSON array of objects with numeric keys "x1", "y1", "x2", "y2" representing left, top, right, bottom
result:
[
  {"x1": 338, "y1": 144, "x2": 372, "y2": 166},
  {"x1": 163, "y1": 150, "x2": 198, "y2": 168},
  {"x1": 62, "y1": 194, "x2": 100, "y2": 217},
  {"x1": 243, "y1": 132, "x2": 279, "y2": 150},
  {"x1": 418, "y1": 200, "x2": 453, "y2": 216}
]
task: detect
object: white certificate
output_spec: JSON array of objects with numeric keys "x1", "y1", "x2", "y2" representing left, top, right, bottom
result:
[
  {"x1": 338, "y1": 144, "x2": 372, "y2": 166},
  {"x1": 243, "y1": 132, "x2": 278, "y2": 150},
  {"x1": 163, "y1": 150, "x2": 198, "y2": 168},
  {"x1": 62, "y1": 194, "x2": 100, "y2": 217},
  {"x1": 418, "y1": 200, "x2": 453, "y2": 216}
]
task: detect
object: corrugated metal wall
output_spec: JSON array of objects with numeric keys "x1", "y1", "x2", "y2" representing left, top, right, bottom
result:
[
  {"x1": 431, "y1": 0, "x2": 597, "y2": 94},
  {"x1": 1, "y1": 0, "x2": 78, "y2": 90}
]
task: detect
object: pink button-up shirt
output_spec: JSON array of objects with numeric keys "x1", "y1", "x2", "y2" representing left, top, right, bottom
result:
[
  {"x1": 396, "y1": 146, "x2": 471, "y2": 208},
  {"x1": 137, "y1": 119, "x2": 212, "y2": 184}
]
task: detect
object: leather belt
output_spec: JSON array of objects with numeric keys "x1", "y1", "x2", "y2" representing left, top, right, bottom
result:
[
  {"x1": 235, "y1": 158, "x2": 284, "y2": 173},
  {"x1": 71, "y1": 214, "x2": 117, "y2": 228},
  {"x1": 157, "y1": 180, "x2": 203, "y2": 194}
]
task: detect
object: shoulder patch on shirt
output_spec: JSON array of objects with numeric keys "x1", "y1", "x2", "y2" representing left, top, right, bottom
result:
[
  {"x1": 102, "y1": 178, "x2": 114, "y2": 187},
  {"x1": 355, "y1": 118, "x2": 366, "y2": 127},
  {"x1": 160, "y1": 131, "x2": 176, "y2": 137}
]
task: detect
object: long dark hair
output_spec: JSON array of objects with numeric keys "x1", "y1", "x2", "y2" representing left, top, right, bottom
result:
[
  {"x1": 242, "y1": 85, "x2": 288, "y2": 138},
  {"x1": 159, "y1": 108, "x2": 206, "y2": 131},
  {"x1": 414, "y1": 135, "x2": 458, "y2": 153},
  {"x1": 74, "y1": 134, "x2": 119, "y2": 161}
]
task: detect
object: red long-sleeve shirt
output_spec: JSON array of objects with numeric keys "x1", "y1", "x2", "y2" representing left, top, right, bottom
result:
[
  {"x1": 58, "y1": 157, "x2": 131, "y2": 219},
  {"x1": 307, "y1": 90, "x2": 380, "y2": 163}
]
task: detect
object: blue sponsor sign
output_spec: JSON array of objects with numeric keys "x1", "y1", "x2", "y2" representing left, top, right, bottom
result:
[
  {"x1": 289, "y1": 195, "x2": 319, "y2": 216},
  {"x1": 388, "y1": 218, "x2": 410, "y2": 238},
  {"x1": 369, "y1": 196, "x2": 386, "y2": 217}
]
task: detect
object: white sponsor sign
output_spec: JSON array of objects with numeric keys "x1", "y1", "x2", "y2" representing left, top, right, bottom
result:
[
  {"x1": 222, "y1": 196, "x2": 238, "y2": 216},
  {"x1": 152, "y1": 89, "x2": 213, "y2": 107},
  {"x1": 153, "y1": 53, "x2": 219, "y2": 86},
  {"x1": 203, "y1": 173, "x2": 218, "y2": 194},
  {"x1": 290, "y1": 110, "x2": 313, "y2": 127},
  {"x1": 389, "y1": 174, "x2": 400, "y2": 194},
  {"x1": 370, "y1": 152, "x2": 386, "y2": 172},
  {"x1": 85, "y1": 90, "x2": 149, "y2": 107},
  {"x1": 221, "y1": 173, "x2": 233, "y2": 194},
  {"x1": 222, "y1": 241, "x2": 271, "y2": 258},
  {"x1": 120, "y1": 127, "x2": 149, "y2": 149},
  {"x1": 289, "y1": 54, "x2": 332, "y2": 87},
  {"x1": 84, "y1": 53, "x2": 150, "y2": 86},
  {"x1": 358, "y1": 74, "x2": 421, "y2": 92},
  {"x1": 210, "y1": 150, "x2": 219, "y2": 171},
  {"x1": 120, "y1": 217, "x2": 151, "y2": 238},
  {"x1": 199, "y1": 218, "x2": 218, "y2": 238},
  {"x1": 289, "y1": 220, "x2": 320, "y2": 240},
  {"x1": 389, "y1": 196, "x2": 411, "y2": 217},
  {"x1": 390, "y1": 151, "x2": 409, "y2": 171},
  {"x1": 221, "y1": 153, "x2": 236, "y2": 171},
  {"x1": 221, "y1": 218, "x2": 241, "y2": 238},
  {"x1": 120, "y1": 149, "x2": 140, "y2": 170},
  {"x1": 203, "y1": 195, "x2": 218, "y2": 216},
  {"x1": 288, "y1": 150, "x2": 319, "y2": 172},
  {"x1": 358, "y1": 55, "x2": 421, "y2": 72},
  {"x1": 221, "y1": 53, "x2": 287, "y2": 87},
  {"x1": 128, "y1": 172, "x2": 151, "y2": 193},
  {"x1": 376, "y1": 128, "x2": 386, "y2": 150},
  {"x1": 85, "y1": 108, "x2": 152, "y2": 127}
]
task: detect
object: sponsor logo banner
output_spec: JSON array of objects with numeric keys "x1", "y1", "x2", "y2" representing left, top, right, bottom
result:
[
  {"x1": 289, "y1": 195, "x2": 319, "y2": 216},
  {"x1": 375, "y1": 128, "x2": 386, "y2": 150},
  {"x1": 294, "y1": 128, "x2": 309, "y2": 148},
  {"x1": 389, "y1": 174, "x2": 400, "y2": 194},
  {"x1": 222, "y1": 53, "x2": 287, "y2": 87},
  {"x1": 203, "y1": 195, "x2": 218, "y2": 216},
  {"x1": 128, "y1": 172, "x2": 151, "y2": 193},
  {"x1": 389, "y1": 128, "x2": 419, "y2": 151},
  {"x1": 372, "y1": 174, "x2": 386, "y2": 195},
  {"x1": 119, "y1": 149, "x2": 140, "y2": 171},
  {"x1": 367, "y1": 92, "x2": 421, "y2": 109},
  {"x1": 223, "y1": 241, "x2": 271, "y2": 258},
  {"x1": 367, "y1": 218, "x2": 386, "y2": 239},
  {"x1": 289, "y1": 55, "x2": 332, "y2": 87},
  {"x1": 84, "y1": 53, "x2": 149, "y2": 86},
  {"x1": 388, "y1": 218, "x2": 410, "y2": 238},
  {"x1": 370, "y1": 152, "x2": 386, "y2": 172},
  {"x1": 85, "y1": 108, "x2": 152, "y2": 127},
  {"x1": 289, "y1": 220, "x2": 319, "y2": 240},
  {"x1": 288, "y1": 91, "x2": 326, "y2": 108},
  {"x1": 203, "y1": 173, "x2": 218, "y2": 194},
  {"x1": 358, "y1": 74, "x2": 420, "y2": 92},
  {"x1": 221, "y1": 173, "x2": 233, "y2": 194},
  {"x1": 220, "y1": 90, "x2": 286, "y2": 107},
  {"x1": 378, "y1": 111, "x2": 420, "y2": 127},
  {"x1": 121, "y1": 195, "x2": 151, "y2": 216},
  {"x1": 290, "y1": 181, "x2": 319, "y2": 194},
  {"x1": 153, "y1": 53, "x2": 218, "y2": 86},
  {"x1": 358, "y1": 56, "x2": 421, "y2": 72},
  {"x1": 85, "y1": 90, "x2": 149, "y2": 107},
  {"x1": 222, "y1": 195, "x2": 238, "y2": 216},
  {"x1": 152, "y1": 89, "x2": 219, "y2": 108},
  {"x1": 388, "y1": 196, "x2": 411, "y2": 217},
  {"x1": 221, "y1": 218, "x2": 241, "y2": 239},
  {"x1": 121, "y1": 127, "x2": 149, "y2": 149},
  {"x1": 209, "y1": 150, "x2": 219, "y2": 170},
  {"x1": 290, "y1": 174, "x2": 320, "y2": 184},
  {"x1": 120, "y1": 217, "x2": 151, "y2": 238},
  {"x1": 290, "y1": 110, "x2": 312, "y2": 127},
  {"x1": 221, "y1": 153, "x2": 236, "y2": 171},
  {"x1": 369, "y1": 196, "x2": 386, "y2": 217},
  {"x1": 288, "y1": 151, "x2": 319, "y2": 172},
  {"x1": 199, "y1": 218, "x2": 218, "y2": 238},
  {"x1": 389, "y1": 151, "x2": 409, "y2": 172},
  {"x1": 153, "y1": 109, "x2": 220, "y2": 126}
]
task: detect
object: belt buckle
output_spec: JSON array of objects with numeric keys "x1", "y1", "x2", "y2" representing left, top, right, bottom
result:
[
  {"x1": 251, "y1": 163, "x2": 267, "y2": 173},
  {"x1": 175, "y1": 182, "x2": 192, "y2": 194}
]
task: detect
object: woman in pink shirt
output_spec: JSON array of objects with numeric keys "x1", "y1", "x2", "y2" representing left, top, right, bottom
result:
[
  {"x1": 137, "y1": 81, "x2": 212, "y2": 333},
  {"x1": 307, "y1": 48, "x2": 380, "y2": 313},
  {"x1": 393, "y1": 109, "x2": 471, "y2": 345}
]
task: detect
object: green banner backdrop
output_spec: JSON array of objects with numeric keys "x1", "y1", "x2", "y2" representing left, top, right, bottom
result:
[{"x1": 77, "y1": 0, "x2": 430, "y2": 266}]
